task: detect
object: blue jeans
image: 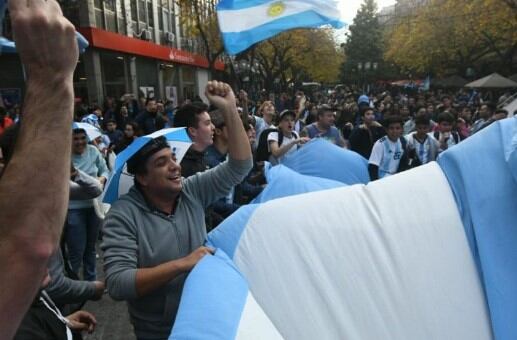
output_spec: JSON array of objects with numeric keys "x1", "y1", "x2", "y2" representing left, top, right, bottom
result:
[{"x1": 65, "y1": 208, "x2": 100, "y2": 281}]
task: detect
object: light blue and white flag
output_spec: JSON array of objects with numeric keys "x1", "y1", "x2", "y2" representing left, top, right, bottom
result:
[
  {"x1": 170, "y1": 119, "x2": 517, "y2": 339},
  {"x1": 217, "y1": 0, "x2": 345, "y2": 55},
  {"x1": 103, "y1": 128, "x2": 192, "y2": 204}
]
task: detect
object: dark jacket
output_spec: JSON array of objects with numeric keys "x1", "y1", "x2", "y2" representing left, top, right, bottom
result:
[
  {"x1": 180, "y1": 147, "x2": 209, "y2": 178},
  {"x1": 349, "y1": 125, "x2": 385, "y2": 159},
  {"x1": 135, "y1": 111, "x2": 166, "y2": 135}
]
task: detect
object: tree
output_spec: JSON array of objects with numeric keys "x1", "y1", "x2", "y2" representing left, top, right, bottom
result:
[
  {"x1": 341, "y1": 0, "x2": 384, "y2": 84},
  {"x1": 384, "y1": 0, "x2": 517, "y2": 77},
  {"x1": 176, "y1": 0, "x2": 224, "y2": 72},
  {"x1": 251, "y1": 29, "x2": 342, "y2": 92}
]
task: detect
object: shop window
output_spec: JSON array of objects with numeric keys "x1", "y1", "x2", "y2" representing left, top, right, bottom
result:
[{"x1": 101, "y1": 53, "x2": 127, "y2": 99}]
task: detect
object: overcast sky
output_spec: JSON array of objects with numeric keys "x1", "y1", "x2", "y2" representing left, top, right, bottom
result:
[{"x1": 335, "y1": 0, "x2": 397, "y2": 41}]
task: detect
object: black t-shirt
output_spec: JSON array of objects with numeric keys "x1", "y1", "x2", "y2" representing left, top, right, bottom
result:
[
  {"x1": 14, "y1": 293, "x2": 68, "y2": 340},
  {"x1": 349, "y1": 125, "x2": 386, "y2": 159}
]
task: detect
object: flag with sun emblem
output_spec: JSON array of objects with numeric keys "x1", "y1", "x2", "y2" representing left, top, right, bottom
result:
[{"x1": 216, "y1": 0, "x2": 344, "y2": 55}]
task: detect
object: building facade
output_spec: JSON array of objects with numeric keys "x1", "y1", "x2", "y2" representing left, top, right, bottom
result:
[{"x1": 0, "y1": 0, "x2": 224, "y2": 106}]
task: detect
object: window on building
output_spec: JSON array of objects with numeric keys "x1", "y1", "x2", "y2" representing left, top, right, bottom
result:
[
  {"x1": 101, "y1": 53, "x2": 128, "y2": 99},
  {"x1": 105, "y1": 11, "x2": 117, "y2": 32},
  {"x1": 130, "y1": 1, "x2": 138, "y2": 22},
  {"x1": 95, "y1": 9, "x2": 104, "y2": 29},
  {"x1": 104, "y1": 0, "x2": 116, "y2": 12},
  {"x1": 147, "y1": 1, "x2": 154, "y2": 28},
  {"x1": 138, "y1": 0, "x2": 146, "y2": 23},
  {"x1": 163, "y1": 10, "x2": 170, "y2": 33}
]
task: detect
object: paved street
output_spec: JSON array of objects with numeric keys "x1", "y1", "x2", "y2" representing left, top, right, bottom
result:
[{"x1": 82, "y1": 251, "x2": 136, "y2": 340}]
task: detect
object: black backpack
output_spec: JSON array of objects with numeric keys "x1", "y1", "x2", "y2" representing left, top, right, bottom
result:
[{"x1": 256, "y1": 128, "x2": 298, "y2": 162}]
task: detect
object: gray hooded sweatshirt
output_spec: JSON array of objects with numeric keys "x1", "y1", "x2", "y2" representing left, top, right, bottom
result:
[{"x1": 101, "y1": 157, "x2": 252, "y2": 339}]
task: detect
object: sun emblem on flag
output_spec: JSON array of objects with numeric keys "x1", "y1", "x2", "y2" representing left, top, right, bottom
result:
[{"x1": 267, "y1": 1, "x2": 285, "y2": 17}]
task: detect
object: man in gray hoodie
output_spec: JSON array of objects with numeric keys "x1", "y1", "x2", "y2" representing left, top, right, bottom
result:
[{"x1": 101, "y1": 81, "x2": 253, "y2": 340}]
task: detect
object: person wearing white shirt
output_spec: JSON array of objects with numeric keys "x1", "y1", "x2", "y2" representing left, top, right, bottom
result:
[
  {"x1": 268, "y1": 110, "x2": 309, "y2": 165},
  {"x1": 405, "y1": 115, "x2": 440, "y2": 166},
  {"x1": 369, "y1": 116, "x2": 409, "y2": 180}
]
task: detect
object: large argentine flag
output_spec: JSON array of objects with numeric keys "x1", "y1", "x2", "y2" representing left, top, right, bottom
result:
[
  {"x1": 171, "y1": 118, "x2": 517, "y2": 339},
  {"x1": 217, "y1": 0, "x2": 344, "y2": 54}
]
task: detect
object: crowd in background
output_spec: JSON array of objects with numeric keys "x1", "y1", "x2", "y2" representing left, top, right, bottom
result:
[{"x1": 0, "y1": 80, "x2": 513, "y2": 339}]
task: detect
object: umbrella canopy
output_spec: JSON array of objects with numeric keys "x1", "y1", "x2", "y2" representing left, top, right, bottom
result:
[
  {"x1": 103, "y1": 128, "x2": 192, "y2": 204},
  {"x1": 465, "y1": 73, "x2": 517, "y2": 88},
  {"x1": 72, "y1": 122, "x2": 102, "y2": 141},
  {"x1": 433, "y1": 75, "x2": 467, "y2": 88},
  {"x1": 0, "y1": 32, "x2": 89, "y2": 54},
  {"x1": 0, "y1": 37, "x2": 15, "y2": 54}
]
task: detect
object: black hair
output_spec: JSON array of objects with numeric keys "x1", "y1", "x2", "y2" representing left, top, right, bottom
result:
[
  {"x1": 362, "y1": 107, "x2": 374, "y2": 116},
  {"x1": 209, "y1": 109, "x2": 225, "y2": 129},
  {"x1": 145, "y1": 97, "x2": 157, "y2": 106},
  {"x1": 483, "y1": 103, "x2": 495, "y2": 113},
  {"x1": 437, "y1": 112, "x2": 455, "y2": 124},
  {"x1": 72, "y1": 128, "x2": 87, "y2": 135},
  {"x1": 277, "y1": 110, "x2": 296, "y2": 124},
  {"x1": 414, "y1": 114, "x2": 430, "y2": 126},
  {"x1": 383, "y1": 115, "x2": 404, "y2": 128},
  {"x1": 126, "y1": 136, "x2": 170, "y2": 176},
  {"x1": 317, "y1": 104, "x2": 334, "y2": 117},
  {"x1": 105, "y1": 118, "x2": 117, "y2": 125},
  {"x1": 173, "y1": 102, "x2": 209, "y2": 129}
]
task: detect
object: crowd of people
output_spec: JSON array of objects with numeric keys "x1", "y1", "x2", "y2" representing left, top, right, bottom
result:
[{"x1": 0, "y1": 1, "x2": 514, "y2": 339}]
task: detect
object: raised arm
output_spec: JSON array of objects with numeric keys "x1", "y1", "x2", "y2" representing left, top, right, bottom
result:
[
  {"x1": 0, "y1": 1, "x2": 78, "y2": 338},
  {"x1": 205, "y1": 81, "x2": 251, "y2": 162}
]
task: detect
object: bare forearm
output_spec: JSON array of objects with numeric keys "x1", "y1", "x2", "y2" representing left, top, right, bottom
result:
[
  {"x1": 135, "y1": 259, "x2": 186, "y2": 297},
  {"x1": 0, "y1": 78, "x2": 74, "y2": 340},
  {"x1": 223, "y1": 106, "x2": 252, "y2": 161},
  {"x1": 0, "y1": 78, "x2": 73, "y2": 250},
  {"x1": 271, "y1": 141, "x2": 296, "y2": 158}
]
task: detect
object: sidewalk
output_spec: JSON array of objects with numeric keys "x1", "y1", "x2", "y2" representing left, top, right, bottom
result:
[{"x1": 82, "y1": 250, "x2": 136, "y2": 340}]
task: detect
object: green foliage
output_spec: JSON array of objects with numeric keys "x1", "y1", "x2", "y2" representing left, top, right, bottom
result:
[
  {"x1": 341, "y1": 0, "x2": 384, "y2": 82},
  {"x1": 384, "y1": 0, "x2": 517, "y2": 76}
]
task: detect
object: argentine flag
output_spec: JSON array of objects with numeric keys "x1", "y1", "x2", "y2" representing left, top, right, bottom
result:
[
  {"x1": 217, "y1": 0, "x2": 344, "y2": 55},
  {"x1": 170, "y1": 119, "x2": 517, "y2": 339}
]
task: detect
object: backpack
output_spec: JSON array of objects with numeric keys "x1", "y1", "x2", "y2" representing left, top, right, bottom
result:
[
  {"x1": 397, "y1": 136, "x2": 412, "y2": 173},
  {"x1": 256, "y1": 128, "x2": 299, "y2": 162}
]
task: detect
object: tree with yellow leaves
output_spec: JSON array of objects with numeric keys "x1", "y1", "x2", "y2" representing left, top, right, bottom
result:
[
  {"x1": 250, "y1": 28, "x2": 342, "y2": 92},
  {"x1": 385, "y1": 0, "x2": 517, "y2": 76},
  {"x1": 176, "y1": 0, "x2": 224, "y2": 71}
]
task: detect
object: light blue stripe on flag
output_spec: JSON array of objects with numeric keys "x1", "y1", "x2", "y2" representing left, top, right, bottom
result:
[
  {"x1": 217, "y1": 0, "x2": 344, "y2": 55},
  {"x1": 170, "y1": 249, "x2": 249, "y2": 340},
  {"x1": 438, "y1": 118, "x2": 517, "y2": 340}
]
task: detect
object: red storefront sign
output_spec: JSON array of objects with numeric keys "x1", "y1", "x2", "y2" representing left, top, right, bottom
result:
[{"x1": 78, "y1": 27, "x2": 225, "y2": 71}]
